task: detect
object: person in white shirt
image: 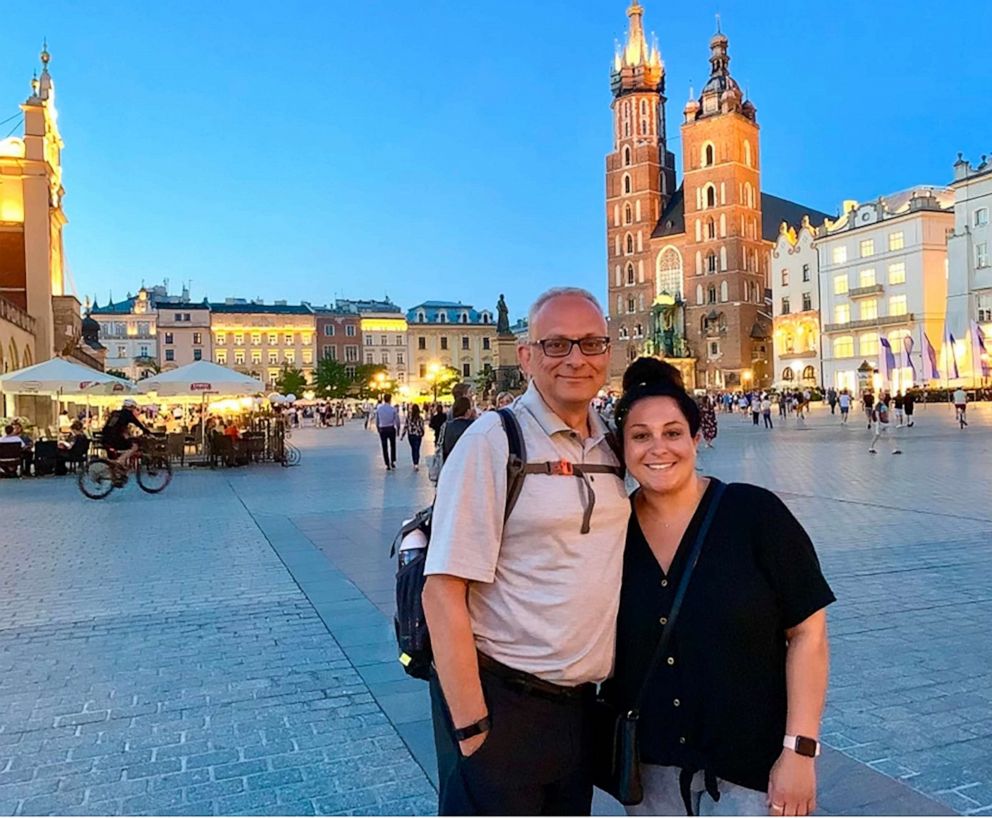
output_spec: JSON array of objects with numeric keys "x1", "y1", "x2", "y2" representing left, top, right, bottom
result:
[
  {"x1": 374, "y1": 393, "x2": 400, "y2": 469},
  {"x1": 953, "y1": 388, "x2": 968, "y2": 427},
  {"x1": 838, "y1": 390, "x2": 851, "y2": 424}
]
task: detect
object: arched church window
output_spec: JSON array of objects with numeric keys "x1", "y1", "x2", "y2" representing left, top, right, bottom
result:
[
  {"x1": 624, "y1": 147, "x2": 631, "y2": 166},
  {"x1": 707, "y1": 252, "x2": 717, "y2": 273},
  {"x1": 625, "y1": 204, "x2": 633, "y2": 224},
  {"x1": 782, "y1": 367, "x2": 795, "y2": 381},
  {"x1": 627, "y1": 264, "x2": 635, "y2": 285},
  {"x1": 704, "y1": 143, "x2": 715, "y2": 167},
  {"x1": 706, "y1": 186, "x2": 716, "y2": 208},
  {"x1": 802, "y1": 365, "x2": 816, "y2": 381},
  {"x1": 656, "y1": 247, "x2": 683, "y2": 301},
  {"x1": 707, "y1": 286, "x2": 717, "y2": 304},
  {"x1": 695, "y1": 285, "x2": 704, "y2": 305},
  {"x1": 626, "y1": 234, "x2": 634, "y2": 254},
  {"x1": 624, "y1": 175, "x2": 631, "y2": 194},
  {"x1": 744, "y1": 140, "x2": 753, "y2": 167},
  {"x1": 707, "y1": 218, "x2": 716, "y2": 240}
]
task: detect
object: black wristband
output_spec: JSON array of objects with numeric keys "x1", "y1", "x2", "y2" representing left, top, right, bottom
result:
[{"x1": 453, "y1": 715, "x2": 491, "y2": 742}]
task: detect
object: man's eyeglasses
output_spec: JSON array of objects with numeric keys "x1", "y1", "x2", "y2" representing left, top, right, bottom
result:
[{"x1": 531, "y1": 337, "x2": 611, "y2": 358}]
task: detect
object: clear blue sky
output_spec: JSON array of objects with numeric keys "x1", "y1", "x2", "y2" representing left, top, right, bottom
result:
[{"x1": 1, "y1": 1, "x2": 986, "y2": 322}]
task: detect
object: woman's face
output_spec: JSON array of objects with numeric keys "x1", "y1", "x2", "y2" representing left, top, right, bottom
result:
[{"x1": 623, "y1": 396, "x2": 700, "y2": 495}]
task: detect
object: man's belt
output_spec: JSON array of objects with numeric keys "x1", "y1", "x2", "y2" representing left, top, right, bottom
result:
[{"x1": 478, "y1": 653, "x2": 594, "y2": 701}]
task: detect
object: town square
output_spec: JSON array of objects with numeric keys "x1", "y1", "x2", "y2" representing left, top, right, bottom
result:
[{"x1": 2, "y1": 1, "x2": 991, "y2": 816}]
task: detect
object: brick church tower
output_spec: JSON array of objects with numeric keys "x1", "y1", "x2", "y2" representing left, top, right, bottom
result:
[
  {"x1": 680, "y1": 26, "x2": 765, "y2": 389},
  {"x1": 605, "y1": 2, "x2": 676, "y2": 377}
]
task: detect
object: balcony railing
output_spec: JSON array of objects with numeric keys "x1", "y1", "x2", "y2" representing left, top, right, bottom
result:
[
  {"x1": 0, "y1": 296, "x2": 37, "y2": 335},
  {"x1": 848, "y1": 284, "x2": 884, "y2": 298},
  {"x1": 823, "y1": 313, "x2": 915, "y2": 333}
]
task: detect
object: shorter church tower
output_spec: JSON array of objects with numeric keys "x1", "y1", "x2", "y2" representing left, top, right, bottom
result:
[
  {"x1": 605, "y1": 2, "x2": 675, "y2": 377},
  {"x1": 680, "y1": 25, "x2": 765, "y2": 389}
]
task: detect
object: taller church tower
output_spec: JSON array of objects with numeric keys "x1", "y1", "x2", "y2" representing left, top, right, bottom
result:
[
  {"x1": 680, "y1": 27, "x2": 765, "y2": 389},
  {"x1": 605, "y1": 2, "x2": 675, "y2": 377}
]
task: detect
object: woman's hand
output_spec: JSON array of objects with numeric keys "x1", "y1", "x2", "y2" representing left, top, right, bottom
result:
[{"x1": 767, "y1": 750, "x2": 816, "y2": 816}]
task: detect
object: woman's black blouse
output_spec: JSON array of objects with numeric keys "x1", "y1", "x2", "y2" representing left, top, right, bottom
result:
[{"x1": 611, "y1": 479, "x2": 836, "y2": 793}]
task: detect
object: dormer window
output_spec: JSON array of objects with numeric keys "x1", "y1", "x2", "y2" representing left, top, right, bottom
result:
[
  {"x1": 460, "y1": 312, "x2": 469, "y2": 324},
  {"x1": 416, "y1": 311, "x2": 426, "y2": 323},
  {"x1": 438, "y1": 312, "x2": 447, "y2": 323},
  {"x1": 480, "y1": 312, "x2": 491, "y2": 324}
]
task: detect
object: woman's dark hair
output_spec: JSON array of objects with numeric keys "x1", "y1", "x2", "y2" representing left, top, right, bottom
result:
[
  {"x1": 410, "y1": 404, "x2": 421, "y2": 421},
  {"x1": 452, "y1": 397, "x2": 472, "y2": 418},
  {"x1": 614, "y1": 357, "x2": 701, "y2": 438}
]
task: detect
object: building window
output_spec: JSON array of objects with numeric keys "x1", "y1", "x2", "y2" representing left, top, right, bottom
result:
[
  {"x1": 888, "y1": 231, "x2": 904, "y2": 251},
  {"x1": 802, "y1": 264, "x2": 810, "y2": 282},
  {"x1": 174, "y1": 313, "x2": 183, "y2": 322},
  {"x1": 623, "y1": 146, "x2": 631, "y2": 166},
  {"x1": 234, "y1": 333, "x2": 244, "y2": 346},
  {"x1": 346, "y1": 325, "x2": 356, "y2": 337},
  {"x1": 440, "y1": 337, "x2": 448, "y2": 350},
  {"x1": 977, "y1": 242, "x2": 990, "y2": 268},
  {"x1": 707, "y1": 252, "x2": 717, "y2": 273},
  {"x1": 365, "y1": 336, "x2": 373, "y2": 346},
  {"x1": 859, "y1": 268, "x2": 876, "y2": 287},
  {"x1": 720, "y1": 282, "x2": 728, "y2": 302},
  {"x1": 834, "y1": 275, "x2": 849, "y2": 295},
  {"x1": 627, "y1": 297, "x2": 636, "y2": 314},
  {"x1": 832, "y1": 246, "x2": 848, "y2": 265},
  {"x1": 216, "y1": 351, "x2": 227, "y2": 364},
  {"x1": 781, "y1": 297, "x2": 790, "y2": 315},
  {"x1": 268, "y1": 332, "x2": 277, "y2": 345},
  {"x1": 302, "y1": 333, "x2": 312, "y2": 346},
  {"x1": 215, "y1": 332, "x2": 226, "y2": 345},
  {"x1": 781, "y1": 270, "x2": 790, "y2": 286},
  {"x1": 165, "y1": 349, "x2": 175, "y2": 362},
  {"x1": 833, "y1": 336, "x2": 854, "y2": 358},
  {"x1": 707, "y1": 286, "x2": 717, "y2": 304},
  {"x1": 192, "y1": 332, "x2": 202, "y2": 345},
  {"x1": 139, "y1": 345, "x2": 149, "y2": 357},
  {"x1": 834, "y1": 304, "x2": 850, "y2": 324},
  {"x1": 193, "y1": 349, "x2": 202, "y2": 361},
  {"x1": 381, "y1": 352, "x2": 389, "y2": 365},
  {"x1": 396, "y1": 352, "x2": 403, "y2": 365},
  {"x1": 695, "y1": 285, "x2": 703, "y2": 305},
  {"x1": 251, "y1": 350, "x2": 261, "y2": 364},
  {"x1": 802, "y1": 292, "x2": 812, "y2": 311},
  {"x1": 418, "y1": 337, "x2": 426, "y2": 350},
  {"x1": 888, "y1": 262, "x2": 906, "y2": 284},
  {"x1": 627, "y1": 264, "x2": 635, "y2": 285},
  {"x1": 438, "y1": 312, "x2": 447, "y2": 323},
  {"x1": 324, "y1": 323, "x2": 335, "y2": 336},
  {"x1": 888, "y1": 295, "x2": 908, "y2": 316},
  {"x1": 482, "y1": 337, "x2": 490, "y2": 350},
  {"x1": 975, "y1": 207, "x2": 989, "y2": 227},
  {"x1": 394, "y1": 335, "x2": 403, "y2": 346},
  {"x1": 624, "y1": 175, "x2": 631, "y2": 194},
  {"x1": 164, "y1": 332, "x2": 174, "y2": 344},
  {"x1": 345, "y1": 346, "x2": 358, "y2": 362},
  {"x1": 626, "y1": 234, "x2": 634, "y2": 254},
  {"x1": 859, "y1": 332, "x2": 879, "y2": 356},
  {"x1": 462, "y1": 363, "x2": 472, "y2": 378},
  {"x1": 782, "y1": 367, "x2": 795, "y2": 381},
  {"x1": 251, "y1": 332, "x2": 261, "y2": 346},
  {"x1": 269, "y1": 351, "x2": 278, "y2": 364},
  {"x1": 235, "y1": 350, "x2": 245, "y2": 365},
  {"x1": 323, "y1": 345, "x2": 335, "y2": 360},
  {"x1": 859, "y1": 239, "x2": 874, "y2": 258},
  {"x1": 283, "y1": 333, "x2": 292, "y2": 345},
  {"x1": 302, "y1": 349, "x2": 313, "y2": 364},
  {"x1": 462, "y1": 336, "x2": 470, "y2": 350},
  {"x1": 859, "y1": 299, "x2": 878, "y2": 320},
  {"x1": 365, "y1": 352, "x2": 374, "y2": 364},
  {"x1": 705, "y1": 186, "x2": 716, "y2": 208}
]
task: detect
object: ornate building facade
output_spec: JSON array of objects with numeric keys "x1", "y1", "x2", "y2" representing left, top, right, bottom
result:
[
  {"x1": 605, "y1": 4, "x2": 829, "y2": 389},
  {"x1": 406, "y1": 301, "x2": 496, "y2": 395}
]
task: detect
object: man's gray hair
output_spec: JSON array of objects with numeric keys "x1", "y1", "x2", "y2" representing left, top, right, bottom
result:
[{"x1": 526, "y1": 287, "x2": 604, "y2": 334}]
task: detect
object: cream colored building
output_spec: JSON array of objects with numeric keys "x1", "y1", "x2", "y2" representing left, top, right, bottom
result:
[
  {"x1": 946, "y1": 154, "x2": 992, "y2": 385},
  {"x1": 406, "y1": 301, "x2": 496, "y2": 395},
  {"x1": 771, "y1": 217, "x2": 822, "y2": 388},
  {"x1": 158, "y1": 302, "x2": 211, "y2": 369},
  {"x1": 90, "y1": 288, "x2": 159, "y2": 378},
  {"x1": 817, "y1": 188, "x2": 954, "y2": 395},
  {"x1": 360, "y1": 313, "x2": 409, "y2": 388},
  {"x1": 209, "y1": 301, "x2": 315, "y2": 388}
]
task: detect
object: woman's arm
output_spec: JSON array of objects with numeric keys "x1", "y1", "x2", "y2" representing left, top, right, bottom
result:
[{"x1": 767, "y1": 608, "x2": 829, "y2": 816}]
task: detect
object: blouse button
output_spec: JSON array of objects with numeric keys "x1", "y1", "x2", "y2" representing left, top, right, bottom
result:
[
  {"x1": 666, "y1": 657, "x2": 675, "y2": 666},
  {"x1": 660, "y1": 579, "x2": 669, "y2": 588},
  {"x1": 679, "y1": 736, "x2": 686, "y2": 744},
  {"x1": 659, "y1": 616, "x2": 668, "y2": 626},
  {"x1": 673, "y1": 698, "x2": 681, "y2": 707}
]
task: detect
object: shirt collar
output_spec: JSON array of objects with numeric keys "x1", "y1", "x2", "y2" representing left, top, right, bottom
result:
[{"x1": 518, "y1": 383, "x2": 607, "y2": 446}]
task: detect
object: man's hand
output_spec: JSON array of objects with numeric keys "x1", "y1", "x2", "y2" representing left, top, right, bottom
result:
[
  {"x1": 458, "y1": 729, "x2": 490, "y2": 759},
  {"x1": 767, "y1": 750, "x2": 816, "y2": 816}
]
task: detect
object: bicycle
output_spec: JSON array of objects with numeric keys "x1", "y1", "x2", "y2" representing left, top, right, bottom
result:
[
  {"x1": 272, "y1": 423, "x2": 301, "y2": 467},
  {"x1": 78, "y1": 437, "x2": 173, "y2": 499}
]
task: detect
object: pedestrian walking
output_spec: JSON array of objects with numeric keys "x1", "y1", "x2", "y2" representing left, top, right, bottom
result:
[
  {"x1": 778, "y1": 392, "x2": 788, "y2": 419},
  {"x1": 903, "y1": 388, "x2": 915, "y2": 428},
  {"x1": 738, "y1": 393, "x2": 749, "y2": 421},
  {"x1": 607, "y1": 359, "x2": 834, "y2": 817},
  {"x1": 429, "y1": 404, "x2": 446, "y2": 444},
  {"x1": 374, "y1": 393, "x2": 399, "y2": 470},
  {"x1": 863, "y1": 390, "x2": 875, "y2": 430},
  {"x1": 827, "y1": 387, "x2": 837, "y2": 415},
  {"x1": 761, "y1": 394, "x2": 773, "y2": 428},
  {"x1": 838, "y1": 389, "x2": 851, "y2": 424},
  {"x1": 699, "y1": 396, "x2": 718, "y2": 447},
  {"x1": 400, "y1": 404, "x2": 425, "y2": 471},
  {"x1": 751, "y1": 393, "x2": 760, "y2": 426},
  {"x1": 893, "y1": 391, "x2": 905, "y2": 427},
  {"x1": 869, "y1": 393, "x2": 901, "y2": 454},
  {"x1": 953, "y1": 387, "x2": 968, "y2": 427},
  {"x1": 423, "y1": 287, "x2": 628, "y2": 815}
]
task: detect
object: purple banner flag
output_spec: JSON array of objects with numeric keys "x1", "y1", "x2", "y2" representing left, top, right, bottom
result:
[
  {"x1": 922, "y1": 333, "x2": 940, "y2": 381},
  {"x1": 902, "y1": 335, "x2": 916, "y2": 380},
  {"x1": 879, "y1": 337, "x2": 897, "y2": 382},
  {"x1": 972, "y1": 321, "x2": 990, "y2": 377},
  {"x1": 948, "y1": 333, "x2": 960, "y2": 379}
]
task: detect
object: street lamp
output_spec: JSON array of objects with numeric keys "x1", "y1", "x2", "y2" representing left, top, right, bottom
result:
[{"x1": 742, "y1": 369, "x2": 753, "y2": 390}]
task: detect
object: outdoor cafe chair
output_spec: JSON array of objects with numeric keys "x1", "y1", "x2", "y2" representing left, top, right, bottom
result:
[
  {"x1": 33, "y1": 440, "x2": 59, "y2": 477},
  {"x1": 0, "y1": 442, "x2": 22, "y2": 477}
]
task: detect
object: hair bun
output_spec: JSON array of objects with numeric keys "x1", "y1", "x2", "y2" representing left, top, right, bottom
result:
[{"x1": 621, "y1": 357, "x2": 685, "y2": 392}]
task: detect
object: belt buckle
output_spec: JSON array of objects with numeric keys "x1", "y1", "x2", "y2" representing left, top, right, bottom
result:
[{"x1": 557, "y1": 459, "x2": 574, "y2": 476}]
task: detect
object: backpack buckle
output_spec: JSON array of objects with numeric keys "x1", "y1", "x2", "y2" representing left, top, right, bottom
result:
[{"x1": 556, "y1": 459, "x2": 574, "y2": 476}]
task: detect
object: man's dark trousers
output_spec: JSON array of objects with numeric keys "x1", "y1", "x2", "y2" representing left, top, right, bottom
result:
[
  {"x1": 378, "y1": 427, "x2": 396, "y2": 467},
  {"x1": 429, "y1": 663, "x2": 594, "y2": 816}
]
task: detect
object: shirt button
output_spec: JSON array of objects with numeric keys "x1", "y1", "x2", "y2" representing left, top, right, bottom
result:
[
  {"x1": 679, "y1": 737, "x2": 686, "y2": 744},
  {"x1": 673, "y1": 698, "x2": 681, "y2": 707},
  {"x1": 666, "y1": 657, "x2": 675, "y2": 666},
  {"x1": 660, "y1": 579, "x2": 669, "y2": 588},
  {"x1": 659, "y1": 616, "x2": 668, "y2": 625}
]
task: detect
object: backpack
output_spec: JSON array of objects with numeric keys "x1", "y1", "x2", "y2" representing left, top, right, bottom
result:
[
  {"x1": 391, "y1": 407, "x2": 624, "y2": 680},
  {"x1": 875, "y1": 402, "x2": 889, "y2": 424}
]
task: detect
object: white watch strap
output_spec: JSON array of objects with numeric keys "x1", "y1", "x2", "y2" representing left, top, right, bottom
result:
[{"x1": 783, "y1": 735, "x2": 821, "y2": 756}]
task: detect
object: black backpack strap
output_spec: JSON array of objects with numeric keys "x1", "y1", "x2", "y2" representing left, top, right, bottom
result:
[{"x1": 497, "y1": 408, "x2": 527, "y2": 522}]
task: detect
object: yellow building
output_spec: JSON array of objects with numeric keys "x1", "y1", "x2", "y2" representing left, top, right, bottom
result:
[
  {"x1": 406, "y1": 301, "x2": 497, "y2": 395},
  {"x1": 360, "y1": 313, "x2": 409, "y2": 389},
  {"x1": 210, "y1": 302, "x2": 315, "y2": 388}
]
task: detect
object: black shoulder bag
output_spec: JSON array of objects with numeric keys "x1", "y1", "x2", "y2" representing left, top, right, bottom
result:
[{"x1": 594, "y1": 481, "x2": 727, "y2": 805}]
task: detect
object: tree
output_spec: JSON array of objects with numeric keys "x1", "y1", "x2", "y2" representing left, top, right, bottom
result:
[
  {"x1": 351, "y1": 364, "x2": 389, "y2": 400},
  {"x1": 106, "y1": 368, "x2": 129, "y2": 380},
  {"x1": 314, "y1": 358, "x2": 351, "y2": 399},
  {"x1": 133, "y1": 355, "x2": 159, "y2": 378},
  {"x1": 435, "y1": 366, "x2": 461, "y2": 400},
  {"x1": 275, "y1": 365, "x2": 308, "y2": 396}
]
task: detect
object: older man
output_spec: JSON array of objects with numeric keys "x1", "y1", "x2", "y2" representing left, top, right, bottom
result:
[{"x1": 423, "y1": 287, "x2": 629, "y2": 815}]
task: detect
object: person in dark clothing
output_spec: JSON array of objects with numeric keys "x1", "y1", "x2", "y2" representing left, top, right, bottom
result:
[
  {"x1": 440, "y1": 397, "x2": 475, "y2": 462},
  {"x1": 101, "y1": 399, "x2": 151, "y2": 474},
  {"x1": 429, "y1": 404, "x2": 447, "y2": 444},
  {"x1": 608, "y1": 357, "x2": 834, "y2": 816},
  {"x1": 903, "y1": 389, "x2": 915, "y2": 427}
]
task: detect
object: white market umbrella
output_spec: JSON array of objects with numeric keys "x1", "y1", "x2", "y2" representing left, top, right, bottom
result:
[
  {"x1": 0, "y1": 356, "x2": 136, "y2": 396},
  {"x1": 136, "y1": 361, "x2": 264, "y2": 398}
]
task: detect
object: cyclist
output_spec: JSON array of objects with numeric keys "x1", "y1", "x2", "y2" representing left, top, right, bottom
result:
[
  {"x1": 101, "y1": 398, "x2": 150, "y2": 481},
  {"x1": 952, "y1": 387, "x2": 968, "y2": 427}
]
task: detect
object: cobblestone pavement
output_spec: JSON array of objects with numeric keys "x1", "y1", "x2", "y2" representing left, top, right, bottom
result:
[{"x1": 0, "y1": 401, "x2": 988, "y2": 815}]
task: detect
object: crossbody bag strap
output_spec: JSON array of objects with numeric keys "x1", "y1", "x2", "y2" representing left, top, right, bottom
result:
[{"x1": 632, "y1": 480, "x2": 727, "y2": 712}]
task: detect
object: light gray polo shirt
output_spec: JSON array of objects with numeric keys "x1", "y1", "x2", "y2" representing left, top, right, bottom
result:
[{"x1": 424, "y1": 384, "x2": 629, "y2": 686}]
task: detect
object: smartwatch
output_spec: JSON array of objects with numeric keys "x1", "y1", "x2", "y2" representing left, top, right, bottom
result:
[
  {"x1": 783, "y1": 735, "x2": 820, "y2": 757},
  {"x1": 453, "y1": 715, "x2": 491, "y2": 742}
]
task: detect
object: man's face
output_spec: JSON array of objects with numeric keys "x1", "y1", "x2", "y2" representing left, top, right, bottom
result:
[{"x1": 518, "y1": 295, "x2": 609, "y2": 411}]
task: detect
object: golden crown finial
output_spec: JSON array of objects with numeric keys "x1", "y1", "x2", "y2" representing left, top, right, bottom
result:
[{"x1": 40, "y1": 39, "x2": 51, "y2": 67}]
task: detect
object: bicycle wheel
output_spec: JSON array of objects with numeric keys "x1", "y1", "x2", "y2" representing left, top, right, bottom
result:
[
  {"x1": 285, "y1": 444, "x2": 301, "y2": 466},
  {"x1": 136, "y1": 455, "x2": 172, "y2": 493},
  {"x1": 78, "y1": 458, "x2": 115, "y2": 500}
]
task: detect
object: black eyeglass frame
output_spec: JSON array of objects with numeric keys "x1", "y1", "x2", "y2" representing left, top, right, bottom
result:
[{"x1": 530, "y1": 336, "x2": 612, "y2": 358}]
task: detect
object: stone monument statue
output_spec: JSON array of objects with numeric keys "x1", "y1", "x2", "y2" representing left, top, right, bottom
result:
[{"x1": 496, "y1": 293, "x2": 511, "y2": 336}]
